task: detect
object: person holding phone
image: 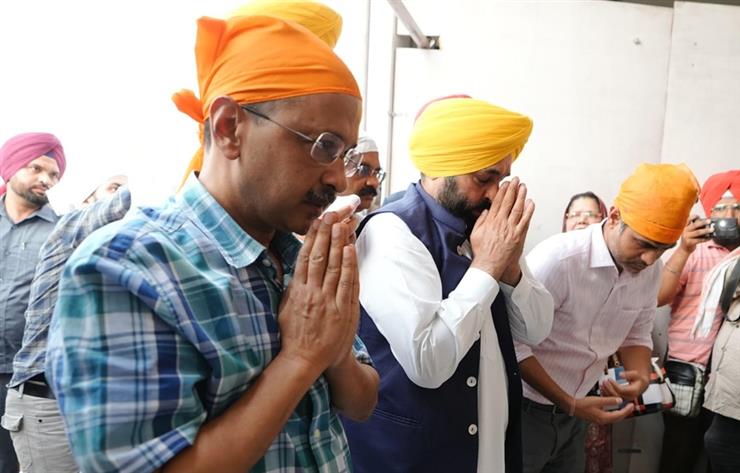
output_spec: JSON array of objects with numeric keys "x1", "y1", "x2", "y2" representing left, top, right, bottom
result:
[
  {"x1": 658, "y1": 170, "x2": 740, "y2": 473},
  {"x1": 518, "y1": 163, "x2": 700, "y2": 473}
]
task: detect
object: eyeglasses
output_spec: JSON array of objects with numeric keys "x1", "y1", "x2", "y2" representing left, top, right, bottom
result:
[
  {"x1": 565, "y1": 210, "x2": 602, "y2": 220},
  {"x1": 242, "y1": 106, "x2": 361, "y2": 177},
  {"x1": 355, "y1": 163, "x2": 386, "y2": 184},
  {"x1": 712, "y1": 203, "x2": 740, "y2": 213}
]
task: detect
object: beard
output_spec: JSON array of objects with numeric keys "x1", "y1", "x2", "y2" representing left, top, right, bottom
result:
[
  {"x1": 10, "y1": 180, "x2": 49, "y2": 207},
  {"x1": 437, "y1": 177, "x2": 490, "y2": 231}
]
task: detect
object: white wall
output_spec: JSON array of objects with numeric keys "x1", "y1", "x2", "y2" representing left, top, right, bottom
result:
[
  {"x1": 0, "y1": 0, "x2": 370, "y2": 210},
  {"x1": 661, "y1": 1, "x2": 740, "y2": 188}
]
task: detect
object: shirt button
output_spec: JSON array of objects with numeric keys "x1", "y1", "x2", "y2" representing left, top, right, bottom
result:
[
  {"x1": 468, "y1": 424, "x2": 478, "y2": 435},
  {"x1": 262, "y1": 259, "x2": 272, "y2": 267},
  {"x1": 466, "y1": 376, "x2": 477, "y2": 387},
  {"x1": 313, "y1": 429, "x2": 321, "y2": 438}
]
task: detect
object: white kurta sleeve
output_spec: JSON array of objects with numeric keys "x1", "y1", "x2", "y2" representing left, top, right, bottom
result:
[{"x1": 356, "y1": 213, "x2": 499, "y2": 389}]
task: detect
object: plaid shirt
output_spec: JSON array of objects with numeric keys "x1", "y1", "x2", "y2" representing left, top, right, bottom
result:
[
  {"x1": 46, "y1": 177, "x2": 371, "y2": 473},
  {"x1": 9, "y1": 187, "x2": 131, "y2": 387}
]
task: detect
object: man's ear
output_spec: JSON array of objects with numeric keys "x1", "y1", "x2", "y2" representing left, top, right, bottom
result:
[
  {"x1": 606, "y1": 206, "x2": 621, "y2": 227},
  {"x1": 209, "y1": 96, "x2": 247, "y2": 161}
]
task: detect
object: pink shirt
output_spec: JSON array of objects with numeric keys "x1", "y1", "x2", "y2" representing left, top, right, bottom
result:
[
  {"x1": 666, "y1": 241, "x2": 729, "y2": 366},
  {"x1": 517, "y1": 223, "x2": 659, "y2": 404}
]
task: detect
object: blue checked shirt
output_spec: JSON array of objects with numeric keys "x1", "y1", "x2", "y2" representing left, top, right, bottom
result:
[
  {"x1": 46, "y1": 176, "x2": 372, "y2": 473},
  {"x1": 10, "y1": 187, "x2": 131, "y2": 387}
]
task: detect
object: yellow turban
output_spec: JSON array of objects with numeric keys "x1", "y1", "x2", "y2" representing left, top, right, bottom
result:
[
  {"x1": 409, "y1": 96, "x2": 533, "y2": 177},
  {"x1": 173, "y1": 15, "x2": 360, "y2": 186},
  {"x1": 230, "y1": 0, "x2": 342, "y2": 48},
  {"x1": 615, "y1": 163, "x2": 700, "y2": 244}
]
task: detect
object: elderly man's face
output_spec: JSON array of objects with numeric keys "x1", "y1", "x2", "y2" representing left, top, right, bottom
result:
[
  {"x1": 711, "y1": 196, "x2": 740, "y2": 225},
  {"x1": 238, "y1": 93, "x2": 362, "y2": 235},
  {"x1": 8, "y1": 156, "x2": 61, "y2": 207},
  {"x1": 343, "y1": 151, "x2": 382, "y2": 212}
]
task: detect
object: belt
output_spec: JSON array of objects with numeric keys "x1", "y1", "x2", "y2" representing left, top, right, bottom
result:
[
  {"x1": 522, "y1": 397, "x2": 567, "y2": 415},
  {"x1": 11, "y1": 376, "x2": 56, "y2": 400}
]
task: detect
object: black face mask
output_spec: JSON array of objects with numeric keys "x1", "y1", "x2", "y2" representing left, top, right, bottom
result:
[{"x1": 712, "y1": 218, "x2": 740, "y2": 247}]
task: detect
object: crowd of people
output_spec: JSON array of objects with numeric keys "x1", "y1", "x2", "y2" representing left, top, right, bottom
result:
[{"x1": 0, "y1": 1, "x2": 739, "y2": 473}]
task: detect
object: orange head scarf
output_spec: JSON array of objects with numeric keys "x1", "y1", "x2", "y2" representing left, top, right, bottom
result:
[
  {"x1": 700, "y1": 170, "x2": 740, "y2": 216},
  {"x1": 173, "y1": 15, "x2": 360, "y2": 185},
  {"x1": 615, "y1": 163, "x2": 700, "y2": 244},
  {"x1": 229, "y1": 0, "x2": 342, "y2": 48}
]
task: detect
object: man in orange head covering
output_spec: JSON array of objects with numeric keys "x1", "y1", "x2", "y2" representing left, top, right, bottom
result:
[
  {"x1": 47, "y1": 14, "x2": 378, "y2": 473},
  {"x1": 519, "y1": 163, "x2": 699, "y2": 473},
  {"x1": 343, "y1": 95, "x2": 555, "y2": 473},
  {"x1": 656, "y1": 169, "x2": 740, "y2": 473},
  {"x1": 178, "y1": 0, "x2": 345, "y2": 185}
]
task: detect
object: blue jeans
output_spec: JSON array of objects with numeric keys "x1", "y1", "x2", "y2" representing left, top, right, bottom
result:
[
  {"x1": 705, "y1": 413, "x2": 740, "y2": 473},
  {"x1": 0, "y1": 373, "x2": 19, "y2": 473}
]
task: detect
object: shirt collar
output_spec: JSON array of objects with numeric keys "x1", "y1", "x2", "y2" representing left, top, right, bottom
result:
[
  {"x1": 0, "y1": 194, "x2": 57, "y2": 224},
  {"x1": 177, "y1": 175, "x2": 300, "y2": 270},
  {"x1": 589, "y1": 222, "x2": 617, "y2": 269}
]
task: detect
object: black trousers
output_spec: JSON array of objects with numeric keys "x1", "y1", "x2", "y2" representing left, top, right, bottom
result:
[
  {"x1": 705, "y1": 413, "x2": 740, "y2": 473},
  {"x1": 659, "y1": 408, "x2": 713, "y2": 473}
]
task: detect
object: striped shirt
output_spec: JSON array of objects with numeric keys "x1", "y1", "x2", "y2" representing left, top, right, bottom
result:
[
  {"x1": 46, "y1": 176, "x2": 371, "y2": 473},
  {"x1": 9, "y1": 187, "x2": 131, "y2": 387},
  {"x1": 666, "y1": 240, "x2": 729, "y2": 366},
  {"x1": 516, "y1": 223, "x2": 659, "y2": 404}
]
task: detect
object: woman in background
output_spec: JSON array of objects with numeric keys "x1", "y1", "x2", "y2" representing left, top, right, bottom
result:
[{"x1": 563, "y1": 191, "x2": 606, "y2": 232}]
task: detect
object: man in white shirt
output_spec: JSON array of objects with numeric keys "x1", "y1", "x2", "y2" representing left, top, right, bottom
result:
[
  {"x1": 517, "y1": 163, "x2": 700, "y2": 473},
  {"x1": 342, "y1": 95, "x2": 554, "y2": 473}
]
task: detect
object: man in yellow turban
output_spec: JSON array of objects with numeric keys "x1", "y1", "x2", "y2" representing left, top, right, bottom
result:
[
  {"x1": 516, "y1": 163, "x2": 699, "y2": 473},
  {"x1": 230, "y1": 0, "x2": 342, "y2": 48},
  {"x1": 342, "y1": 95, "x2": 555, "y2": 473},
  {"x1": 47, "y1": 14, "x2": 378, "y2": 473}
]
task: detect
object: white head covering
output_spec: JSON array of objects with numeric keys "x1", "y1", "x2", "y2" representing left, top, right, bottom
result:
[{"x1": 356, "y1": 135, "x2": 378, "y2": 154}]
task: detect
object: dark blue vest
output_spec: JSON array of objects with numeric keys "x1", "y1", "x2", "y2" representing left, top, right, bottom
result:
[{"x1": 343, "y1": 183, "x2": 522, "y2": 473}]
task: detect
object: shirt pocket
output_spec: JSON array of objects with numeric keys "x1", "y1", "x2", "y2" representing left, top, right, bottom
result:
[
  {"x1": 4, "y1": 239, "x2": 44, "y2": 281},
  {"x1": 600, "y1": 308, "x2": 641, "y2": 353}
]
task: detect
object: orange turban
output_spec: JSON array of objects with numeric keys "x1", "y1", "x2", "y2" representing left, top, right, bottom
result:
[
  {"x1": 173, "y1": 15, "x2": 360, "y2": 185},
  {"x1": 229, "y1": 0, "x2": 342, "y2": 48},
  {"x1": 700, "y1": 170, "x2": 740, "y2": 217},
  {"x1": 615, "y1": 163, "x2": 700, "y2": 244}
]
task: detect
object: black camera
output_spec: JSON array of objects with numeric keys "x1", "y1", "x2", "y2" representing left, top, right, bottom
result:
[{"x1": 710, "y1": 217, "x2": 740, "y2": 245}]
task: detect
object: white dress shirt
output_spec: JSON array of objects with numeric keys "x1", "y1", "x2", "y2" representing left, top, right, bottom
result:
[
  {"x1": 517, "y1": 223, "x2": 659, "y2": 405},
  {"x1": 357, "y1": 213, "x2": 554, "y2": 473}
]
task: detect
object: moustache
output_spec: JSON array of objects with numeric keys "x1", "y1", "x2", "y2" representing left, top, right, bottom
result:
[
  {"x1": 305, "y1": 187, "x2": 337, "y2": 208},
  {"x1": 357, "y1": 186, "x2": 378, "y2": 198}
]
